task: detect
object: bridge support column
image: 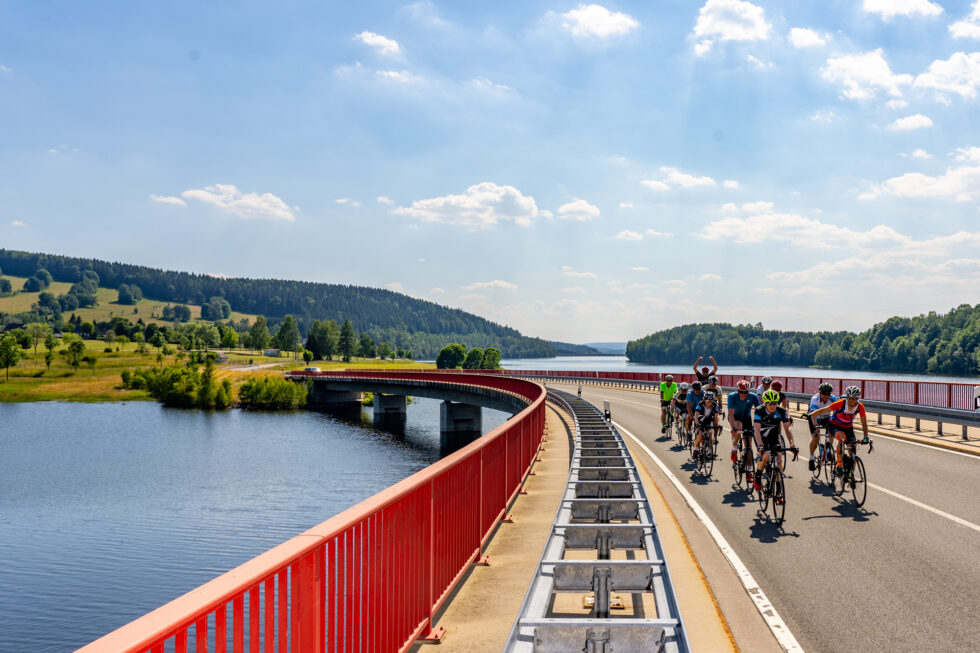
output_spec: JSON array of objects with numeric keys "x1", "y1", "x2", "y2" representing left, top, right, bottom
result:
[
  {"x1": 440, "y1": 401, "x2": 482, "y2": 454},
  {"x1": 373, "y1": 394, "x2": 408, "y2": 434},
  {"x1": 306, "y1": 384, "x2": 362, "y2": 412}
]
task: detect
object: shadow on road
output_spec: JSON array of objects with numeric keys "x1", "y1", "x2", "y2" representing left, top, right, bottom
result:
[
  {"x1": 801, "y1": 502, "x2": 878, "y2": 522},
  {"x1": 721, "y1": 486, "x2": 754, "y2": 508},
  {"x1": 749, "y1": 514, "x2": 800, "y2": 542},
  {"x1": 808, "y1": 479, "x2": 837, "y2": 497}
]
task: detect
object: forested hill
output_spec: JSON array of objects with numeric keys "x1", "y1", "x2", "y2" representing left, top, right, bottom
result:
[
  {"x1": 626, "y1": 304, "x2": 980, "y2": 376},
  {"x1": 0, "y1": 249, "x2": 555, "y2": 359}
]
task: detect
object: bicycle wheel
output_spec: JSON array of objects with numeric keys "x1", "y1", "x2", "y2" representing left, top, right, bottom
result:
[
  {"x1": 704, "y1": 438, "x2": 715, "y2": 477},
  {"x1": 850, "y1": 456, "x2": 867, "y2": 507},
  {"x1": 811, "y1": 446, "x2": 822, "y2": 479},
  {"x1": 832, "y1": 458, "x2": 847, "y2": 496},
  {"x1": 733, "y1": 447, "x2": 744, "y2": 486},
  {"x1": 758, "y1": 470, "x2": 769, "y2": 511},
  {"x1": 770, "y1": 468, "x2": 785, "y2": 525},
  {"x1": 822, "y1": 445, "x2": 834, "y2": 484},
  {"x1": 778, "y1": 433, "x2": 787, "y2": 472}
]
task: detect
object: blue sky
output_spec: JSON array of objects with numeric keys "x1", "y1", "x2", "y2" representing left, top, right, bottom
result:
[{"x1": 2, "y1": 0, "x2": 980, "y2": 342}]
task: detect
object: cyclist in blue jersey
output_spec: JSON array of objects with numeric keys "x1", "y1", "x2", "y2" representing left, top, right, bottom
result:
[
  {"x1": 685, "y1": 381, "x2": 704, "y2": 433},
  {"x1": 727, "y1": 379, "x2": 760, "y2": 465},
  {"x1": 802, "y1": 383, "x2": 837, "y2": 471}
]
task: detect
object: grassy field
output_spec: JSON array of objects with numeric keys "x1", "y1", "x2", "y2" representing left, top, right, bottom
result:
[
  {"x1": 0, "y1": 274, "x2": 253, "y2": 325},
  {"x1": 0, "y1": 339, "x2": 434, "y2": 403}
]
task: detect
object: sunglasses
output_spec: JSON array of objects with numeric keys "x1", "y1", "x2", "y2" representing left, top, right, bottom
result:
[
  {"x1": 764, "y1": 401, "x2": 779, "y2": 405},
  {"x1": 737, "y1": 390, "x2": 748, "y2": 393}
]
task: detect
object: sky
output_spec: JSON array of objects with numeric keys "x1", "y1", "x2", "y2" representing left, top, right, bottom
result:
[{"x1": 2, "y1": 1, "x2": 980, "y2": 343}]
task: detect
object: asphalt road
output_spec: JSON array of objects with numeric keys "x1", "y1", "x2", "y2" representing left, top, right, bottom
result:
[{"x1": 574, "y1": 385, "x2": 980, "y2": 653}]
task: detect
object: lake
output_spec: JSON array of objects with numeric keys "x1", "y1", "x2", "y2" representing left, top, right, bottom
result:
[{"x1": 0, "y1": 399, "x2": 509, "y2": 652}]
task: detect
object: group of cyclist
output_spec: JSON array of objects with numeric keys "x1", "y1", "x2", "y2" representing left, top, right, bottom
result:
[{"x1": 658, "y1": 356, "x2": 870, "y2": 494}]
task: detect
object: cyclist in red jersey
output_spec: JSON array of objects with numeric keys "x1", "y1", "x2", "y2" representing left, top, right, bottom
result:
[{"x1": 809, "y1": 385, "x2": 869, "y2": 472}]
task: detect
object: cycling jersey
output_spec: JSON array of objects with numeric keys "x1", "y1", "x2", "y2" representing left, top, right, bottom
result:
[
  {"x1": 828, "y1": 398, "x2": 866, "y2": 428},
  {"x1": 754, "y1": 405, "x2": 790, "y2": 441},
  {"x1": 672, "y1": 391, "x2": 688, "y2": 408},
  {"x1": 695, "y1": 402, "x2": 721, "y2": 428},
  {"x1": 809, "y1": 393, "x2": 837, "y2": 413},
  {"x1": 755, "y1": 384, "x2": 772, "y2": 397},
  {"x1": 659, "y1": 381, "x2": 678, "y2": 402},
  {"x1": 695, "y1": 370, "x2": 711, "y2": 383},
  {"x1": 686, "y1": 390, "x2": 704, "y2": 412},
  {"x1": 727, "y1": 391, "x2": 760, "y2": 423}
]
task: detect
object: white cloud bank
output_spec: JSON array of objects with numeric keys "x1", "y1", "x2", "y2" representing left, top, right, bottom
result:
[
  {"x1": 560, "y1": 4, "x2": 639, "y2": 39},
  {"x1": 354, "y1": 32, "x2": 401, "y2": 56},
  {"x1": 913, "y1": 52, "x2": 980, "y2": 99},
  {"x1": 821, "y1": 49, "x2": 912, "y2": 100},
  {"x1": 393, "y1": 182, "x2": 550, "y2": 229},
  {"x1": 180, "y1": 184, "x2": 295, "y2": 221},
  {"x1": 642, "y1": 166, "x2": 718, "y2": 190},
  {"x1": 149, "y1": 194, "x2": 187, "y2": 207},
  {"x1": 557, "y1": 198, "x2": 600, "y2": 221},
  {"x1": 889, "y1": 114, "x2": 934, "y2": 130},
  {"x1": 562, "y1": 265, "x2": 597, "y2": 279},
  {"x1": 788, "y1": 27, "x2": 827, "y2": 48},
  {"x1": 950, "y1": 2, "x2": 980, "y2": 38},
  {"x1": 461, "y1": 280, "x2": 518, "y2": 291},
  {"x1": 693, "y1": 0, "x2": 771, "y2": 56},
  {"x1": 862, "y1": 0, "x2": 943, "y2": 20}
]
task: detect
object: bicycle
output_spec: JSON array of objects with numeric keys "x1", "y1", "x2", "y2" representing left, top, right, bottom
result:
[
  {"x1": 732, "y1": 427, "x2": 754, "y2": 489},
  {"x1": 675, "y1": 410, "x2": 689, "y2": 448},
  {"x1": 756, "y1": 445, "x2": 798, "y2": 525},
  {"x1": 809, "y1": 422, "x2": 836, "y2": 483},
  {"x1": 832, "y1": 437, "x2": 873, "y2": 506},
  {"x1": 693, "y1": 424, "x2": 719, "y2": 477},
  {"x1": 663, "y1": 404, "x2": 674, "y2": 440}
]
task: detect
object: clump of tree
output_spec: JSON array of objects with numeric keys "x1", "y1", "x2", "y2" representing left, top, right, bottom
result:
[
  {"x1": 122, "y1": 358, "x2": 232, "y2": 409},
  {"x1": 117, "y1": 283, "x2": 143, "y2": 305},
  {"x1": 161, "y1": 304, "x2": 192, "y2": 322},
  {"x1": 0, "y1": 332, "x2": 22, "y2": 380},
  {"x1": 436, "y1": 344, "x2": 501, "y2": 369},
  {"x1": 201, "y1": 296, "x2": 231, "y2": 320},
  {"x1": 238, "y1": 376, "x2": 307, "y2": 410}
]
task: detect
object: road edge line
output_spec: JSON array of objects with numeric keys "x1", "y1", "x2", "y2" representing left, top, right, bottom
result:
[{"x1": 614, "y1": 421, "x2": 805, "y2": 653}]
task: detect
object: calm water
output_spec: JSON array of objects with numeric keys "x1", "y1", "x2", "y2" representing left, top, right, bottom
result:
[
  {"x1": 502, "y1": 356, "x2": 980, "y2": 384},
  {"x1": 0, "y1": 400, "x2": 508, "y2": 652}
]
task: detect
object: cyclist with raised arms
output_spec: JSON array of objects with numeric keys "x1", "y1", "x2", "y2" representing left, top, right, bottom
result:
[
  {"x1": 727, "y1": 380, "x2": 760, "y2": 467},
  {"x1": 809, "y1": 386, "x2": 869, "y2": 474},
  {"x1": 753, "y1": 389, "x2": 798, "y2": 493},
  {"x1": 756, "y1": 375, "x2": 773, "y2": 398},
  {"x1": 693, "y1": 355, "x2": 718, "y2": 383},
  {"x1": 803, "y1": 383, "x2": 837, "y2": 471},
  {"x1": 686, "y1": 381, "x2": 705, "y2": 434},
  {"x1": 659, "y1": 374, "x2": 678, "y2": 435},
  {"x1": 692, "y1": 391, "x2": 722, "y2": 461}
]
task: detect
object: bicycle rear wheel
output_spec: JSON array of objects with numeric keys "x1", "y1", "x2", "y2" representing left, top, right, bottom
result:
[
  {"x1": 733, "y1": 448, "x2": 744, "y2": 486},
  {"x1": 850, "y1": 456, "x2": 867, "y2": 506},
  {"x1": 822, "y1": 446, "x2": 834, "y2": 484},
  {"x1": 832, "y1": 458, "x2": 847, "y2": 496},
  {"x1": 704, "y1": 439, "x2": 714, "y2": 477},
  {"x1": 778, "y1": 433, "x2": 787, "y2": 472},
  {"x1": 811, "y1": 446, "x2": 822, "y2": 479},
  {"x1": 770, "y1": 468, "x2": 785, "y2": 525},
  {"x1": 758, "y1": 470, "x2": 769, "y2": 511}
]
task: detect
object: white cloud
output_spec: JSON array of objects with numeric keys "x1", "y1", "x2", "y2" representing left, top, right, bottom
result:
[
  {"x1": 467, "y1": 77, "x2": 512, "y2": 95},
  {"x1": 788, "y1": 27, "x2": 827, "y2": 48},
  {"x1": 557, "y1": 198, "x2": 600, "y2": 221},
  {"x1": 401, "y1": 0, "x2": 451, "y2": 29},
  {"x1": 821, "y1": 49, "x2": 912, "y2": 100},
  {"x1": 746, "y1": 54, "x2": 772, "y2": 69},
  {"x1": 694, "y1": 0, "x2": 771, "y2": 55},
  {"x1": 645, "y1": 228, "x2": 670, "y2": 237},
  {"x1": 643, "y1": 166, "x2": 717, "y2": 191},
  {"x1": 810, "y1": 109, "x2": 836, "y2": 123},
  {"x1": 885, "y1": 99, "x2": 910, "y2": 110},
  {"x1": 149, "y1": 194, "x2": 188, "y2": 207},
  {"x1": 619, "y1": 201, "x2": 634, "y2": 209},
  {"x1": 742, "y1": 200, "x2": 774, "y2": 212},
  {"x1": 562, "y1": 286, "x2": 585, "y2": 293},
  {"x1": 616, "y1": 230, "x2": 643, "y2": 241},
  {"x1": 560, "y1": 4, "x2": 639, "y2": 39},
  {"x1": 460, "y1": 280, "x2": 518, "y2": 290},
  {"x1": 909, "y1": 148, "x2": 933, "y2": 159},
  {"x1": 181, "y1": 184, "x2": 295, "y2": 221},
  {"x1": 376, "y1": 69, "x2": 420, "y2": 84},
  {"x1": 949, "y1": 1, "x2": 980, "y2": 38},
  {"x1": 11, "y1": 220, "x2": 26, "y2": 227},
  {"x1": 721, "y1": 202, "x2": 739, "y2": 213},
  {"x1": 889, "y1": 114, "x2": 934, "y2": 130},
  {"x1": 377, "y1": 196, "x2": 394, "y2": 204},
  {"x1": 392, "y1": 182, "x2": 550, "y2": 229},
  {"x1": 640, "y1": 179, "x2": 671, "y2": 191},
  {"x1": 334, "y1": 197, "x2": 361, "y2": 206},
  {"x1": 429, "y1": 287, "x2": 445, "y2": 294},
  {"x1": 862, "y1": 0, "x2": 943, "y2": 20},
  {"x1": 914, "y1": 52, "x2": 980, "y2": 99},
  {"x1": 723, "y1": 180, "x2": 740, "y2": 189},
  {"x1": 700, "y1": 273, "x2": 723, "y2": 280},
  {"x1": 0, "y1": 65, "x2": 11, "y2": 72},
  {"x1": 878, "y1": 164, "x2": 980, "y2": 201},
  {"x1": 354, "y1": 32, "x2": 401, "y2": 56},
  {"x1": 385, "y1": 282, "x2": 405, "y2": 293},
  {"x1": 954, "y1": 146, "x2": 980, "y2": 162},
  {"x1": 562, "y1": 265, "x2": 598, "y2": 278},
  {"x1": 631, "y1": 266, "x2": 650, "y2": 272}
]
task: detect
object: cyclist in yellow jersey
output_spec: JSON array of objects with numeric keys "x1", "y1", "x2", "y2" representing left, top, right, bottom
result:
[{"x1": 659, "y1": 374, "x2": 678, "y2": 434}]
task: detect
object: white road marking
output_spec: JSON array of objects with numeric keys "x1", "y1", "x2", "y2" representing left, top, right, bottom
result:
[
  {"x1": 614, "y1": 421, "x2": 805, "y2": 653},
  {"x1": 868, "y1": 483, "x2": 980, "y2": 533}
]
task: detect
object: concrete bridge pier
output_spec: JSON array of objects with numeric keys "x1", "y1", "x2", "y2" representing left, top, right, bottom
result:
[
  {"x1": 373, "y1": 394, "x2": 408, "y2": 434},
  {"x1": 307, "y1": 385, "x2": 362, "y2": 417},
  {"x1": 441, "y1": 401, "x2": 482, "y2": 454}
]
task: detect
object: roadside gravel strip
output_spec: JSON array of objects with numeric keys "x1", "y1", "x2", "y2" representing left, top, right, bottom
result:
[{"x1": 615, "y1": 421, "x2": 804, "y2": 653}]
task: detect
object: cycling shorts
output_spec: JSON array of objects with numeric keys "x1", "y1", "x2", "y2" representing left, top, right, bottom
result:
[
  {"x1": 758, "y1": 429, "x2": 782, "y2": 454},
  {"x1": 829, "y1": 423, "x2": 855, "y2": 442},
  {"x1": 731, "y1": 415, "x2": 753, "y2": 431},
  {"x1": 660, "y1": 399, "x2": 671, "y2": 408},
  {"x1": 808, "y1": 416, "x2": 831, "y2": 435}
]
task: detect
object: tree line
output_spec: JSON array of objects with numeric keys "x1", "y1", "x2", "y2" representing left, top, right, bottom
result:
[
  {"x1": 626, "y1": 304, "x2": 980, "y2": 376},
  {"x1": 0, "y1": 249, "x2": 555, "y2": 358}
]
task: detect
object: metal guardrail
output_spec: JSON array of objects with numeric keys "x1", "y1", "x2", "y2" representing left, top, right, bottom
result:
[
  {"x1": 78, "y1": 372, "x2": 547, "y2": 653},
  {"x1": 505, "y1": 388, "x2": 689, "y2": 653}
]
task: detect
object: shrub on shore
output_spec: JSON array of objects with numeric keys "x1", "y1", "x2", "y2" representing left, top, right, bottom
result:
[{"x1": 238, "y1": 376, "x2": 307, "y2": 410}]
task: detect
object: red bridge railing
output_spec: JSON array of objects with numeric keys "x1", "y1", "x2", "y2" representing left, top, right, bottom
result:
[{"x1": 78, "y1": 372, "x2": 546, "y2": 653}]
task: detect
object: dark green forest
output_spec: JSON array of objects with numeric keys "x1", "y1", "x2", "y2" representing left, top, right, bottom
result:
[
  {"x1": 0, "y1": 249, "x2": 555, "y2": 359},
  {"x1": 626, "y1": 305, "x2": 980, "y2": 376}
]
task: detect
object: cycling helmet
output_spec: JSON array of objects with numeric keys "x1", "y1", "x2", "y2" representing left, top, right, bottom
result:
[
  {"x1": 703, "y1": 391, "x2": 716, "y2": 402},
  {"x1": 708, "y1": 375, "x2": 719, "y2": 384},
  {"x1": 761, "y1": 376, "x2": 773, "y2": 384},
  {"x1": 761, "y1": 389, "x2": 781, "y2": 404},
  {"x1": 679, "y1": 382, "x2": 689, "y2": 390},
  {"x1": 845, "y1": 385, "x2": 861, "y2": 399},
  {"x1": 691, "y1": 381, "x2": 702, "y2": 390},
  {"x1": 771, "y1": 380, "x2": 783, "y2": 391},
  {"x1": 665, "y1": 374, "x2": 674, "y2": 382},
  {"x1": 818, "y1": 382, "x2": 833, "y2": 395},
  {"x1": 737, "y1": 379, "x2": 750, "y2": 391}
]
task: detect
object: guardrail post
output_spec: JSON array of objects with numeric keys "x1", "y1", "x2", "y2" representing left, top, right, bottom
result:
[
  {"x1": 938, "y1": 420, "x2": 943, "y2": 436},
  {"x1": 896, "y1": 415, "x2": 901, "y2": 428},
  {"x1": 915, "y1": 418, "x2": 921, "y2": 432},
  {"x1": 964, "y1": 425, "x2": 969, "y2": 440}
]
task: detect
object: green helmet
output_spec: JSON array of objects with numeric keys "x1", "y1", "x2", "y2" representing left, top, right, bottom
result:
[{"x1": 762, "y1": 389, "x2": 781, "y2": 404}]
